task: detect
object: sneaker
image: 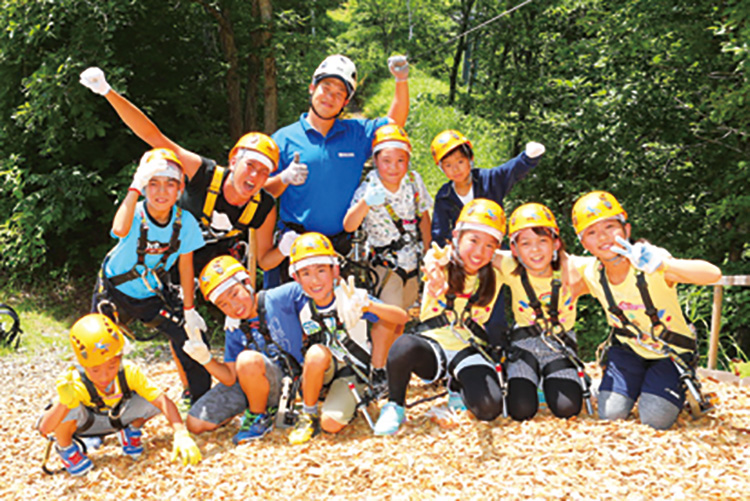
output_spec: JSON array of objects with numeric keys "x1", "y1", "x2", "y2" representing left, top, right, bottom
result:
[
  {"x1": 233, "y1": 410, "x2": 274, "y2": 445},
  {"x1": 56, "y1": 442, "x2": 93, "y2": 476},
  {"x1": 447, "y1": 391, "x2": 467, "y2": 412},
  {"x1": 117, "y1": 426, "x2": 143, "y2": 459},
  {"x1": 373, "y1": 402, "x2": 406, "y2": 436},
  {"x1": 288, "y1": 413, "x2": 320, "y2": 445}
]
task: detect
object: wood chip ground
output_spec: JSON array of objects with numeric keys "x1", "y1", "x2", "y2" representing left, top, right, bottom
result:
[{"x1": 2, "y1": 344, "x2": 748, "y2": 500}]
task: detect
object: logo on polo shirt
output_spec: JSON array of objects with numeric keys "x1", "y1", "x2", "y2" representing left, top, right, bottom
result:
[{"x1": 338, "y1": 152, "x2": 355, "y2": 158}]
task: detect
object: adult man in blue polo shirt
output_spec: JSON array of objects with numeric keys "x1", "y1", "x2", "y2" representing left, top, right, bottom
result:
[{"x1": 263, "y1": 54, "x2": 410, "y2": 287}]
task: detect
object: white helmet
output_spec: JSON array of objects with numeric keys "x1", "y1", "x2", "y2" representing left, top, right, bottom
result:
[{"x1": 312, "y1": 55, "x2": 357, "y2": 99}]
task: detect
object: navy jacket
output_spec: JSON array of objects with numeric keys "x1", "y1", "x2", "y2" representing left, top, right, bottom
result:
[{"x1": 430, "y1": 151, "x2": 539, "y2": 247}]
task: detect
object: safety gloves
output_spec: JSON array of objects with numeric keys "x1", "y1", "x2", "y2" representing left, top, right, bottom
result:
[
  {"x1": 612, "y1": 236, "x2": 671, "y2": 274},
  {"x1": 56, "y1": 367, "x2": 79, "y2": 409},
  {"x1": 278, "y1": 230, "x2": 300, "y2": 257},
  {"x1": 280, "y1": 152, "x2": 308, "y2": 186},
  {"x1": 171, "y1": 429, "x2": 202, "y2": 466},
  {"x1": 183, "y1": 307, "x2": 210, "y2": 365},
  {"x1": 334, "y1": 276, "x2": 370, "y2": 331},
  {"x1": 363, "y1": 183, "x2": 387, "y2": 207},
  {"x1": 388, "y1": 55, "x2": 409, "y2": 82},
  {"x1": 422, "y1": 242, "x2": 451, "y2": 297},
  {"x1": 525, "y1": 142, "x2": 546, "y2": 159},
  {"x1": 79, "y1": 67, "x2": 111, "y2": 96}
]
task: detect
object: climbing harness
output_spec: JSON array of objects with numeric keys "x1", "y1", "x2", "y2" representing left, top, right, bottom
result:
[
  {"x1": 597, "y1": 266, "x2": 717, "y2": 418},
  {"x1": 512, "y1": 268, "x2": 594, "y2": 415},
  {"x1": 38, "y1": 367, "x2": 134, "y2": 475},
  {"x1": 0, "y1": 303, "x2": 22, "y2": 350},
  {"x1": 306, "y1": 303, "x2": 381, "y2": 429},
  {"x1": 368, "y1": 171, "x2": 424, "y2": 297},
  {"x1": 201, "y1": 164, "x2": 262, "y2": 244},
  {"x1": 418, "y1": 292, "x2": 509, "y2": 418}
]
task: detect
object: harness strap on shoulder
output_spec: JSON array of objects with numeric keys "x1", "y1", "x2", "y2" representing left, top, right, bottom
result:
[
  {"x1": 201, "y1": 164, "x2": 225, "y2": 228},
  {"x1": 79, "y1": 368, "x2": 106, "y2": 412}
]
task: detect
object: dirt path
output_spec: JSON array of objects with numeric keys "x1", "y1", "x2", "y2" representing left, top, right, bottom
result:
[{"x1": 2, "y1": 345, "x2": 748, "y2": 500}]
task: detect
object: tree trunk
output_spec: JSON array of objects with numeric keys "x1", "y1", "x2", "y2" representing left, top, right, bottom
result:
[
  {"x1": 448, "y1": 0, "x2": 475, "y2": 105},
  {"x1": 245, "y1": 0, "x2": 261, "y2": 131},
  {"x1": 196, "y1": 1, "x2": 243, "y2": 142},
  {"x1": 259, "y1": 0, "x2": 277, "y2": 134}
]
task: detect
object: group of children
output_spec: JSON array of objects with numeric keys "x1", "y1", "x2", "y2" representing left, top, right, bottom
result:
[{"x1": 36, "y1": 55, "x2": 722, "y2": 477}]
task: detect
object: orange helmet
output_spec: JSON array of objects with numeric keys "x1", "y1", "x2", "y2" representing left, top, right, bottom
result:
[
  {"x1": 571, "y1": 191, "x2": 627, "y2": 235},
  {"x1": 69, "y1": 314, "x2": 125, "y2": 367},
  {"x1": 455, "y1": 199, "x2": 506, "y2": 242},
  {"x1": 372, "y1": 124, "x2": 411, "y2": 157},
  {"x1": 509, "y1": 203, "x2": 559, "y2": 239},
  {"x1": 199, "y1": 255, "x2": 251, "y2": 303},
  {"x1": 288, "y1": 232, "x2": 338, "y2": 277},
  {"x1": 430, "y1": 130, "x2": 473, "y2": 165},
  {"x1": 229, "y1": 132, "x2": 280, "y2": 172}
]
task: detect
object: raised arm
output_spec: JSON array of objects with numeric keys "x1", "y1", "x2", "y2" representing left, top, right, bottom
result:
[
  {"x1": 80, "y1": 67, "x2": 202, "y2": 179},
  {"x1": 386, "y1": 56, "x2": 410, "y2": 127}
]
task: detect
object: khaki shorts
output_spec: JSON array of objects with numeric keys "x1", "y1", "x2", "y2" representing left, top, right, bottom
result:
[
  {"x1": 321, "y1": 374, "x2": 368, "y2": 426},
  {"x1": 374, "y1": 265, "x2": 419, "y2": 310}
]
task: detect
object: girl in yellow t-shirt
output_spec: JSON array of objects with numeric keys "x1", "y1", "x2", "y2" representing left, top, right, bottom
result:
[
  {"x1": 373, "y1": 199, "x2": 507, "y2": 436},
  {"x1": 494, "y1": 203, "x2": 588, "y2": 421},
  {"x1": 569, "y1": 191, "x2": 721, "y2": 429}
]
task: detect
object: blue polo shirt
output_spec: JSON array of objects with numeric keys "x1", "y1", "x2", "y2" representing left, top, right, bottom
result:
[{"x1": 272, "y1": 113, "x2": 390, "y2": 236}]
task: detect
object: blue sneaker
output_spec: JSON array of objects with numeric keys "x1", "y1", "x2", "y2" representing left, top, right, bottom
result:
[
  {"x1": 117, "y1": 426, "x2": 143, "y2": 459},
  {"x1": 447, "y1": 391, "x2": 467, "y2": 412},
  {"x1": 56, "y1": 442, "x2": 93, "y2": 476},
  {"x1": 233, "y1": 410, "x2": 274, "y2": 445},
  {"x1": 374, "y1": 402, "x2": 406, "y2": 436}
]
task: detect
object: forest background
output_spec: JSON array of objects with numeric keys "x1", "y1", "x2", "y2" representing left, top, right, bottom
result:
[{"x1": 0, "y1": 0, "x2": 748, "y2": 365}]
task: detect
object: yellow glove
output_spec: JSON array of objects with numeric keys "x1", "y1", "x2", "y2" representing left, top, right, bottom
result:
[
  {"x1": 55, "y1": 367, "x2": 79, "y2": 409},
  {"x1": 171, "y1": 429, "x2": 201, "y2": 466}
]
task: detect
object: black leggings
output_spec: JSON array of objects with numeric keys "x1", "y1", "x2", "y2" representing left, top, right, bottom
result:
[
  {"x1": 386, "y1": 334, "x2": 504, "y2": 421},
  {"x1": 507, "y1": 377, "x2": 582, "y2": 421}
]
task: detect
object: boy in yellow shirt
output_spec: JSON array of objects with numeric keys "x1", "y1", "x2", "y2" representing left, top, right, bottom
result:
[{"x1": 37, "y1": 314, "x2": 201, "y2": 476}]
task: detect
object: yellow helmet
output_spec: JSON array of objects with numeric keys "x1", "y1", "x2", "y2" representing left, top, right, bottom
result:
[
  {"x1": 571, "y1": 191, "x2": 627, "y2": 235},
  {"x1": 430, "y1": 129, "x2": 473, "y2": 165},
  {"x1": 229, "y1": 132, "x2": 280, "y2": 172},
  {"x1": 288, "y1": 232, "x2": 338, "y2": 277},
  {"x1": 139, "y1": 148, "x2": 184, "y2": 181},
  {"x1": 455, "y1": 199, "x2": 506, "y2": 242},
  {"x1": 69, "y1": 314, "x2": 125, "y2": 368},
  {"x1": 372, "y1": 124, "x2": 411, "y2": 157},
  {"x1": 509, "y1": 203, "x2": 559, "y2": 239},
  {"x1": 199, "y1": 255, "x2": 251, "y2": 303}
]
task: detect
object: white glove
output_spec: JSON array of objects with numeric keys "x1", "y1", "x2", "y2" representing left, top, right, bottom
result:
[
  {"x1": 525, "y1": 142, "x2": 546, "y2": 159},
  {"x1": 183, "y1": 339, "x2": 212, "y2": 365},
  {"x1": 612, "y1": 236, "x2": 671, "y2": 274},
  {"x1": 224, "y1": 316, "x2": 241, "y2": 331},
  {"x1": 184, "y1": 307, "x2": 207, "y2": 342},
  {"x1": 278, "y1": 230, "x2": 300, "y2": 257},
  {"x1": 334, "y1": 276, "x2": 369, "y2": 331},
  {"x1": 388, "y1": 55, "x2": 409, "y2": 82},
  {"x1": 363, "y1": 183, "x2": 387, "y2": 207},
  {"x1": 129, "y1": 157, "x2": 164, "y2": 195},
  {"x1": 79, "y1": 67, "x2": 111, "y2": 96},
  {"x1": 279, "y1": 152, "x2": 308, "y2": 186}
]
